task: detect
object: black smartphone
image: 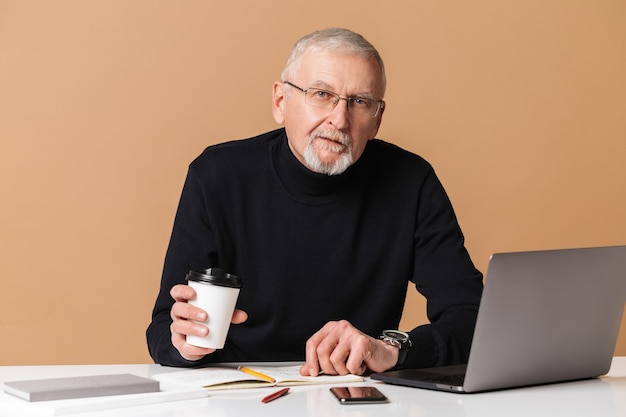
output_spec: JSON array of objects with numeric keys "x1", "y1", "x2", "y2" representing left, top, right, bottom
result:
[{"x1": 330, "y1": 386, "x2": 389, "y2": 404}]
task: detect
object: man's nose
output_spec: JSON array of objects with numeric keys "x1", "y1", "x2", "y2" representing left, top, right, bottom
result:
[{"x1": 327, "y1": 98, "x2": 350, "y2": 129}]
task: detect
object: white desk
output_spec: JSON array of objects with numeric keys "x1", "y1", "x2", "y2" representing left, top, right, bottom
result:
[{"x1": 1, "y1": 358, "x2": 625, "y2": 417}]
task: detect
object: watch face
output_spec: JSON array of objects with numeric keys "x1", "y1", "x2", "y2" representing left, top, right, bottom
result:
[{"x1": 383, "y1": 330, "x2": 409, "y2": 342}]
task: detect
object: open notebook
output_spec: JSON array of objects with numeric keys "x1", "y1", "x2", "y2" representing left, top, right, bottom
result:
[
  {"x1": 372, "y1": 245, "x2": 626, "y2": 393},
  {"x1": 152, "y1": 365, "x2": 363, "y2": 390}
]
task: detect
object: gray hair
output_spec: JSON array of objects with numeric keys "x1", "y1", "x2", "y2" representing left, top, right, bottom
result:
[{"x1": 280, "y1": 28, "x2": 387, "y2": 96}]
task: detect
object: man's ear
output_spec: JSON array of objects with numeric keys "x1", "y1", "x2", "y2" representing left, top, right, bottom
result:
[{"x1": 271, "y1": 81, "x2": 285, "y2": 125}]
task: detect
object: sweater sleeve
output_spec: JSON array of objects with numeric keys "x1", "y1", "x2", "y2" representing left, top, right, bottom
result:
[
  {"x1": 146, "y1": 163, "x2": 220, "y2": 367},
  {"x1": 404, "y1": 167, "x2": 483, "y2": 369}
]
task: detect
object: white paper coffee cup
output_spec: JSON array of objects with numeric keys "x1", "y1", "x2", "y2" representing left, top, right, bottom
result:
[{"x1": 185, "y1": 268, "x2": 242, "y2": 349}]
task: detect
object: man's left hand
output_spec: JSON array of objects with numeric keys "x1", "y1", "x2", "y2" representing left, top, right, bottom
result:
[{"x1": 300, "y1": 320, "x2": 399, "y2": 376}]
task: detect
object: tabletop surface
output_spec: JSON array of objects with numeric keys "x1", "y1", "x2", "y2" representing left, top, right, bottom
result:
[{"x1": 1, "y1": 357, "x2": 625, "y2": 417}]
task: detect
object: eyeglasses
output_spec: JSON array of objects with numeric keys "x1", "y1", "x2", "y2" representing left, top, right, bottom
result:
[{"x1": 283, "y1": 81, "x2": 384, "y2": 119}]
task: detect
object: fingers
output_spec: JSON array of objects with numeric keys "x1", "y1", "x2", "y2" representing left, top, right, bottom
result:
[
  {"x1": 232, "y1": 309, "x2": 248, "y2": 324},
  {"x1": 301, "y1": 321, "x2": 371, "y2": 377},
  {"x1": 168, "y1": 284, "x2": 248, "y2": 361},
  {"x1": 170, "y1": 285, "x2": 249, "y2": 324},
  {"x1": 344, "y1": 336, "x2": 370, "y2": 375},
  {"x1": 170, "y1": 327, "x2": 215, "y2": 361},
  {"x1": 301, "y1": 320, "x2": 400, "y2": 376},
  {"x1": 170, "y1": 283, "x2": 196, "y2": 302},
  {"x1": 302, "y1": 326, "x2": 330, "y2": 376},
  {"x1": 170, "y1": 311, "x2": 216, "y2": 361},
  {"x1": 170, "y1": 284, "x2": 208, "y2": 325},
  {"x1": 169, "y1": 294, "x2": 213, "y2": 361}
]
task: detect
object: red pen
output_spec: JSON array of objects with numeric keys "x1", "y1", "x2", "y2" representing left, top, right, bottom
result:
[{"x1": 261, "y1": 387, "x2": 290, "y2": 404}]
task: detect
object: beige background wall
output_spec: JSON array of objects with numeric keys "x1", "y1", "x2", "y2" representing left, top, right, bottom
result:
[{"x1": 1, "y1": 0, "x2": 624, "y2": 365}]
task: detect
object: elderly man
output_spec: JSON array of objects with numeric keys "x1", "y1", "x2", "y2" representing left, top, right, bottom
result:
[{"x1": 147, "y1": 28, "x2": 483, "y2": 376}]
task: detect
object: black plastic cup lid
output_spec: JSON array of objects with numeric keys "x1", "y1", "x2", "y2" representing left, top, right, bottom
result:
[{"x1": 186, "y1": 268, "x2": 242, "y2": 288}]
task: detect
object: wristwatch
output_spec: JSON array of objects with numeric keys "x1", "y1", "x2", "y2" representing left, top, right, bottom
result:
[{"x1": 380, "y1": 330, "x2": 412, "y2": 368}]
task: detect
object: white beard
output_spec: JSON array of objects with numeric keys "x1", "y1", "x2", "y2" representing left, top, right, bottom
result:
[{"x1": 303, "y1": 129, "x2": 353, "y2": 176}]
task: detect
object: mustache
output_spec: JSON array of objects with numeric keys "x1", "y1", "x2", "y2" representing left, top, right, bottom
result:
[{"x1": 310, "y1": 128, "x2": 351, "y2": 147}]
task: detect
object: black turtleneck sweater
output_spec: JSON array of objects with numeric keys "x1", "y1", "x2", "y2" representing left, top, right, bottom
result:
[{"x1": 147, "y1": 128, "x2": 483, "y2": 369}]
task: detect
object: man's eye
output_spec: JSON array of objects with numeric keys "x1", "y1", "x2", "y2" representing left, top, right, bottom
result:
[
  {"x1": 351, "y1": 98, "x2": 372, "y2": 108},
  {"x1": 314, "y1": 90, "x2": 331, "y2": 99}
]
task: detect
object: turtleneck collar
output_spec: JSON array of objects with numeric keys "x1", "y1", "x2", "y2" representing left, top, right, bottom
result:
[{"x1": 271, "y1": 129, "x2": 371, "y2": 203}]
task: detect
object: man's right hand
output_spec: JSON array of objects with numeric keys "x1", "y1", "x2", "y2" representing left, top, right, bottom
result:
[{"x1": 169, "y1": 284, "x2": 248, "y2": 361}]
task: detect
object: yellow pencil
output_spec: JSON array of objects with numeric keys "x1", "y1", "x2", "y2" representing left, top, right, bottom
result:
[{"x1": 238, "y1": 366, "x2": 276, "y2": 383}]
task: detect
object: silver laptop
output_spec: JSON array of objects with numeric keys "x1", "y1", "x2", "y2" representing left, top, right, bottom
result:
[{"x1": 371, "y1": 245, "x2": 626, "y2": 393}]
